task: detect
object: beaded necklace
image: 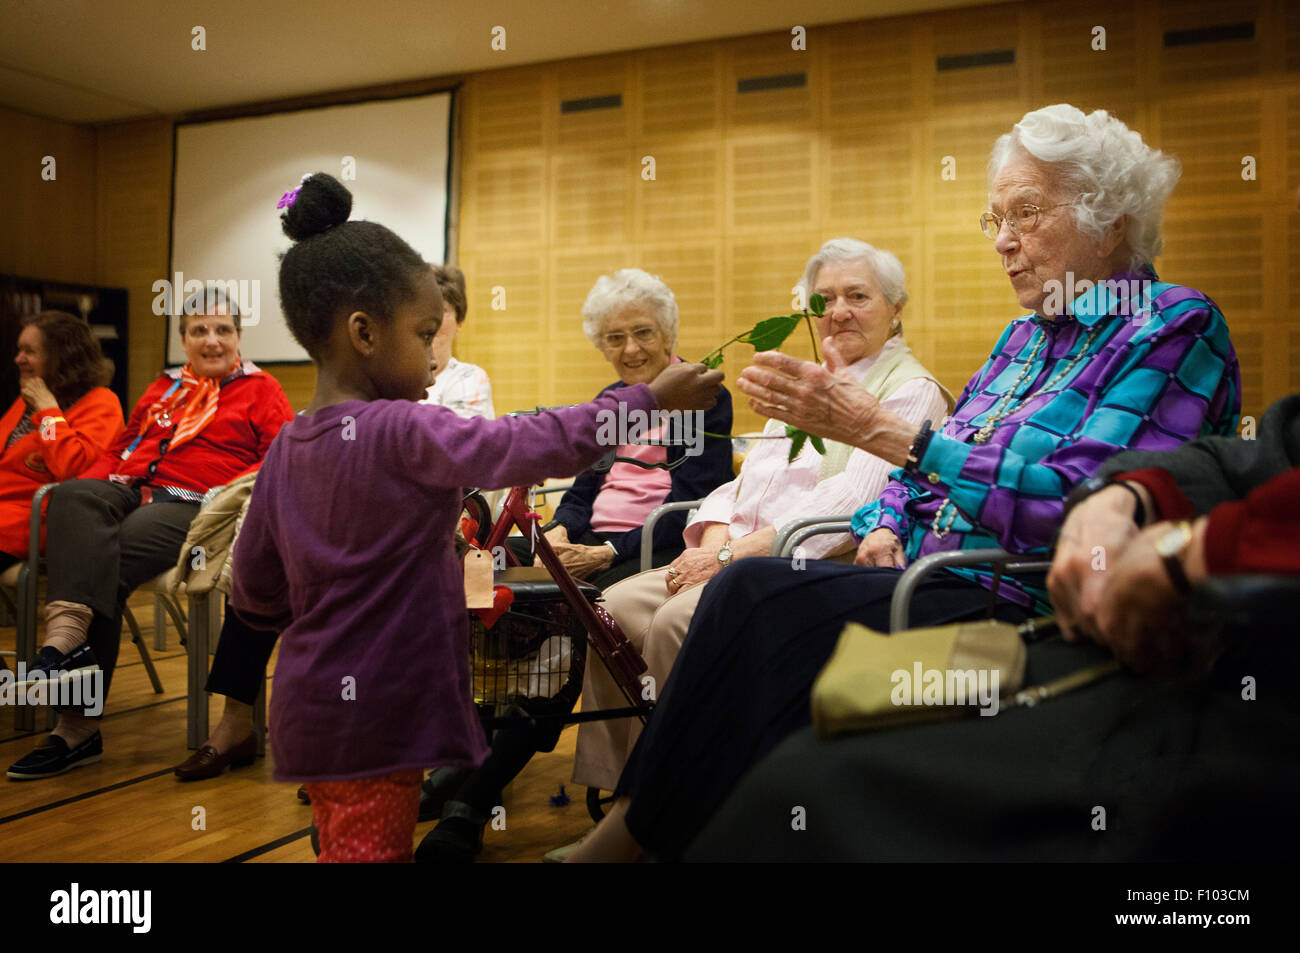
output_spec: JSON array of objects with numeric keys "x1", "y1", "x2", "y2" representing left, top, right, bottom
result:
[{"x1": 931, "y1": 325, "x2": 1101, "y2": 539}]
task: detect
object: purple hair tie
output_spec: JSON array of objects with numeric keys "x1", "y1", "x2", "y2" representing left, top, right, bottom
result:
[{"x1": 276, "y1": 187, "x2": 301, "y2": 210}]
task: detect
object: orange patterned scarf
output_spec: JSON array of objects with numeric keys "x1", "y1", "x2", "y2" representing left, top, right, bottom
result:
[{"x1": 142, "y1": 363, "x2": 223, "y2": 452}]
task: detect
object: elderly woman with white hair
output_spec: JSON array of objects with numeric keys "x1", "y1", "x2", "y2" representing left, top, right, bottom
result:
[
  {"x1": 531, "y1": 268, "x2": 734, "y2": 588},
  {"x1": 564, "y1": 240, "x2": 953, "y2": 813},
  {"x1": 568, "y1": 104, "x2": 1241, "y2": 862}
]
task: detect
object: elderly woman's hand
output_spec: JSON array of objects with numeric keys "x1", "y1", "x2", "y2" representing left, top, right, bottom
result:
[
  {"x1": 737, "y1": 338, "x2": 914, "y2": 465},
  {"x1": 664, "y1": 547, "x2": 724, "y2": 593},
  {"x1": 854, "y1": 528, "x2": 906, "y2": 568},
  {"x1": 20, "y1": 377, "x2": 59, "y2": 412},
  {"x1": 1084, "y1": 518, "x2": 1209, "y2": 673},
  {"x1": 542, "y1": 540, "x2": 615, "y2": 579},
  {"x1": 1047, "y1": 485, "x2": 1145, "y2": 644}
]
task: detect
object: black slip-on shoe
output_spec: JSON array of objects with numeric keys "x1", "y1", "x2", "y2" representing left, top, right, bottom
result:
[
  {"x1": 15, "y1": 644, "x2": 100, "y2": 687},
  {"x1": 7, "y1": 732, "x2": 103, "y2": 780}
]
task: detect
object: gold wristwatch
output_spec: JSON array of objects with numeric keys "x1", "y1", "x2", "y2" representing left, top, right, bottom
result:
[{"x1": 1153, "y1": 520, "x2": 1194, "y2": 594}]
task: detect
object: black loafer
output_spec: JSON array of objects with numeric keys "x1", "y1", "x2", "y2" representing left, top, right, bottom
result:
[
  {"x1": 7, "y1": 732, "x2": 103, "y2": 780},
  {"x1": 16, "y1": 644, "x2": 100, "y2": 687}
]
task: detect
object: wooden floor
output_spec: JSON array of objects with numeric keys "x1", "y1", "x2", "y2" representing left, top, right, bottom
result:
[{"x1": 0, "y1": 591, "x2": 596, "y2": 862}]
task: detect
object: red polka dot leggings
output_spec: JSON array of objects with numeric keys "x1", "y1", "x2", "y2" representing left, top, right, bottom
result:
[{"x1": 305, "y1": 770, "x2": 423, "y2": 863}]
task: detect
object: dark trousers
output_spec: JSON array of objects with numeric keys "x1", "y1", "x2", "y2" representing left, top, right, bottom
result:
[
  {"x1": 688, "y1": 628, "x2": 1300, "y2": 862},
  {"x1": 205, "y1": 606, "x2": 278, "y2": 705},
  {"x1": 46, "y1": 479, "x2": 199, "y2": 703},
  {"x1": 617, "y1": 557, "x2": 1031, "y2": 860}
]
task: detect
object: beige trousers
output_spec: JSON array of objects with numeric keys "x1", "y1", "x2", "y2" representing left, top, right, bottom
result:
[{"x1": 571, "y1": 567, "x2": 707, "y2": 791}]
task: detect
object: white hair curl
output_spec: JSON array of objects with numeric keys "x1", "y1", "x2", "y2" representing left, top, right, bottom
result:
[
  {"x1": 988, "y1": 104, "x2": 1181, "y2": 269},
  {"x1": 580, "y1": 268, "x2": 679, "y2": 349}
]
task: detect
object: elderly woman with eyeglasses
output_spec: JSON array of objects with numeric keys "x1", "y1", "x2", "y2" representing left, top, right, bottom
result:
[
  {"x1": 529, "y1": 268, "x2": 734, "y2": 588},
  {"x1": 567, "y1": 104, "x2": 1241, "y2": 862}
]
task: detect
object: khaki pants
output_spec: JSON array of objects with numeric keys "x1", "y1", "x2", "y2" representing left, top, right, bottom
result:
[{"x1": 572, "y1": 567, "x2": 707, "y2": 791}]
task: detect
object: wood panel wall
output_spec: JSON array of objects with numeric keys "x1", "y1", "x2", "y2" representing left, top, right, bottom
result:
[{"x1": 456, "y1": 0, "x2": 1300, "y2": 434}]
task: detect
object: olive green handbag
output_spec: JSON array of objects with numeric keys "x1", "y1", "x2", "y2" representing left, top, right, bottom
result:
[{"x1": 811, "y1": 616, "x2": 1119, "y2": 738}]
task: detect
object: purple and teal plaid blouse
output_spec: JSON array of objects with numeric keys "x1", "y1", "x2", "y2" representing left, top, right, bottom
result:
[{"x1": 850, "y1": 269, "x2": 1241, "y2": 612}]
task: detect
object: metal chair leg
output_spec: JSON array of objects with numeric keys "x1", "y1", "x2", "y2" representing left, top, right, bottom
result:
[
  {"x1": 153, "y1": 594, "x2": 167, "y2": 651},
  {"x1": 124, "y1": 607, "x2": 164, "y2": 693},
  {"x1": 186, "y1": 592, "x2": 212, "y2": 750}
]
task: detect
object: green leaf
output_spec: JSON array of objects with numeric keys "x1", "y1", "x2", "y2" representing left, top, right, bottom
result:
[
  {"x1": 701, "y1": 352, "x2": 725, "y2": 369},
  {"x1": 742, "y1": 313, "x2": 802, "y2": 352},
  {"x1": 808, "y1": 433, "x2": 826, "y2": 454},
  {"x1": 808, "y1": 293, "x2": 826, "y2": 316},
  {"x1": 786, "y1": 426, "x2": 808, "y2": 463}
]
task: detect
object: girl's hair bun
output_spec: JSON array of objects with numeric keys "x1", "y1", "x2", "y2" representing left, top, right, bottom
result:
[{"x1": 280, "y1": 172, "x2": 352, "y2": 241}]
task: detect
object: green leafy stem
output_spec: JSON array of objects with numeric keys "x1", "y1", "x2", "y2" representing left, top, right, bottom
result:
[{"x1": 699, "y1": 293, "x2": 827, "y2": 462}]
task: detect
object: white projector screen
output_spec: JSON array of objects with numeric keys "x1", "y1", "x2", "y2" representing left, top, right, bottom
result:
[{"x1": 169, "y1": 91, "x2": 452, "y2": 364}]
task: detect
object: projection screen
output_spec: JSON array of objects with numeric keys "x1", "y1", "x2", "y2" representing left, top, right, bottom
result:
[{"x1": 168, "y1": 91, "x2": 452, "y2": 364}]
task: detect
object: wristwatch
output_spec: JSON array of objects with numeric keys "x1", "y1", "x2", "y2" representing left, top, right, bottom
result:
[
  {"x1": 717, "y1": 540, "x2": 733, "y2": 568},
  {"x1": 905, "y1": 419, "x2": 933, "y2": 474},
  {"x1": 1153, "y1": 520, "x2": 1194, "y2": 594},
  {"x1": 1064, "y1": 475, "x2": 1147, "y2": 527}
]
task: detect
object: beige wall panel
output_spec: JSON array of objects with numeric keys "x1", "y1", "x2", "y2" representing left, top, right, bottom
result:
[
  {"x1": 824, "y1": 121, "x2": 921, "y2": 233},
  {"x1": 461, "y1": 157, "x2": 546, "y2": 249},
  {"x1": 0, "y1": 107, "x2": 97, "y2": 283},
  {"x1": 1037, "y1": 2, "x2": 1140, "y2": 104},
  {"x1": 261, "y1": 364, "x2": 317, "y2": 412},
  {"x1": 639, "y1": 46, "x2": 721, "y2": 137},
  {"x1": 1159, "y1": 213, "x2": 1265, "y2": 316},
  {"x1": 728, "y1": 134, "x2": 817, "y2": 231},
  {"x1": 1160, "y1": 212, "x2": 1266, "y2": 414},
  {"x1": 455, "y1": 251, "x2": 546, "y2": 415},
  {"x1": 726, "y1": 33, "x2": 815, "y2": 130},
  {"x1": 634, "y1": 242, "x2": 723, "y2": 358},
  {"x1": 1291, "y1": 330, "x2": 1300, "y2": 394},
  {"x1": 818, "y1": 17, "x2": 921, "y2": 122},
  {"x1": 1158, "y1": 0, "x2": 1262, "y2": 86},
  {"x1": 1158, "y1": 96, "x2": 1264, "y2": 202},
  {"x1": 95, "y1": 118, "x2": 173, "y2": 401},
  {"x1": 465, "y1": 66, "x2": 548, "y2": 154},
  {"x1": 726, "y1": 234, "x2": 820, "y2": 434},
  {"x1": 550, "y1": 150, "x2": 632, "y2": 247},
  {"x1": 556, "y1": 57, "x2": 632, "y2": 148},
  {"x1": 930, "y1": 5, "x2": 1023, "y2": 108},
  {"x1": 924, "y1": 111, "x2": 1025, "y2": 225},
  {"x1": 635, "y1": 143, "x2": 723, "y2": 239}
]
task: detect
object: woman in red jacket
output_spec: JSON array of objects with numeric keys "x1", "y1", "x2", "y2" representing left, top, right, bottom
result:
[
  {"x1": 0, "y1": 311, "x2": 123, "y2": 570},
  {"x1": 7, "y1": 291, "x2": 294, "y2": 780}
]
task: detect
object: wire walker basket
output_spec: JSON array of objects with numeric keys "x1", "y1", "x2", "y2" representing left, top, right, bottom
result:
[{"x1": 469, "y1": 566, "x2": 599, "y2": 710}]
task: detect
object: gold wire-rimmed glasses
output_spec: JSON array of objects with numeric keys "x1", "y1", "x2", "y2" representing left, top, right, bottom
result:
[
  {"x1": 600, "y1": 326, "x2": 660, "y2": 350},
  {"x1": 979, "y1": 203, "x2": 1071, "y2": 239}
]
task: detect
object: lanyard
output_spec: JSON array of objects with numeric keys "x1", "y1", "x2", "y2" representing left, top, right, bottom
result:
[{"x1": 121, "y1": 377, "x2": 184, "y2": 461}]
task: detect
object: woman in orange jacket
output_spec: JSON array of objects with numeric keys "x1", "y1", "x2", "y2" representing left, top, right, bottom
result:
[{"x1": 0, "y1": 311, "x2": 123, "y2": 570}]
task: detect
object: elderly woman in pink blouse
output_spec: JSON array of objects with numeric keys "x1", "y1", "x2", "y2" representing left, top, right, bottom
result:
[{"x1": 570, "y1": 238, "x2": 955, "y2": 797}]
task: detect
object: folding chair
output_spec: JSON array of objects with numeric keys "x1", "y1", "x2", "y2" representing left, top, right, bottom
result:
[{"x1": 4, "y1": 483, "x2": 165, "y2": 730}]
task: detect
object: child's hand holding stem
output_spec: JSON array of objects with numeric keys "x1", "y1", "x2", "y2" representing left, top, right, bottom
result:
[{"x1": 648, "y1": 363, "x2": 724, "y2": 412}]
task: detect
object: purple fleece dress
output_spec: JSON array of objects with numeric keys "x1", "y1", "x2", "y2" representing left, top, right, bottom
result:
[{"x1": 230, "y1": 385, "x2": 658, "y2": 781}]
